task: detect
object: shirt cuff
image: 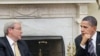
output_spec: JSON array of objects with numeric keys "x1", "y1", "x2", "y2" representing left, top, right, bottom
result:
[{"x1": 80, "y1": 44, "x2": 86, "y2": 49}]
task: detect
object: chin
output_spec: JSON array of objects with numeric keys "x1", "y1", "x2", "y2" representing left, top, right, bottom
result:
[{"x1": 18, "y1": 37, "x2": 22, "y2": 40}]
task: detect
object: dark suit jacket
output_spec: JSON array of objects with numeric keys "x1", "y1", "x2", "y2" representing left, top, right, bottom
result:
[
  {"x1": 75, "y1": 31, "x2": 100, "y2": 56},
  {"x1": 0, "y1": 37, "x2": 32, "y2": 56}
]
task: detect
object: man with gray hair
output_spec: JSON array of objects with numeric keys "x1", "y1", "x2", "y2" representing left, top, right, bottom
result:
[
  {"x1": 0, "y1": 20, "x2": 32, "y2": 56},
  {"x1": 75, "y1": 16, "x2": 100, "y2": 56}
]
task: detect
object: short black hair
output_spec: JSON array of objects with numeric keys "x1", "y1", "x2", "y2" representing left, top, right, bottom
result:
[{"x1": 82, "y1": 16, "x2": 97, "y2": 26}]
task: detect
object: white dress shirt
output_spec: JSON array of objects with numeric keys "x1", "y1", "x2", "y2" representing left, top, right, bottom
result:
[
  {"x1": 6, "y1": 36, "x2": 15, "y2": 55},
  {"x1": 91, "y1": 32, "x2": 97, "y2": 55},
  {"x1": 80, "y1": 32, "x2": 97, "y2": 55}
]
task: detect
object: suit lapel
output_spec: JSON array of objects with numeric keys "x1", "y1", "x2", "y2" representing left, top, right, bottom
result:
[
  {"x1": 3, "y1": 37, "x2": 14, "y2": 56},
  {"x1": 17, "y1": 41, "x2": 25, "y2": 56},
  {"x1": 96, "y1": 32, "x2": 100, "y2": 56}
]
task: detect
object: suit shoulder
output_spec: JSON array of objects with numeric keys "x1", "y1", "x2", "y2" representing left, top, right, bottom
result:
[
  {"x1": 75, "y1": 34, "x2": 82, "y2": 40},
  {"x1": 0, "y1": 37, "x2": 5, "y2": 47},
  {"x1": 18, "y1": 40, "x2": 27, "y2": 45},
  {"x1": 97, "y1": 31, "x2": 100, "y2": 34},
  {"x1": 0, "y1": 37, "x2": 4, "y2": 39},
  {"x1": 17, "y1": 40, "x2": 29, "y2": 49},
  {"x1": 75, "y1": 34, "x2": 82, "y2": 44},
  {"x1": 0, "y1": 37, "x2": 5, "y2": 41}
]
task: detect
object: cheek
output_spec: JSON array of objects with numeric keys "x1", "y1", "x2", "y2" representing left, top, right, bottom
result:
[
  {"x1": 88, "y1": 28, "x2": 94, "y2": 33},
  {"x1": 13, "y1": 31, "x2": 19, "y2": 36},
  {"x1": 83, "y1": 28, "x2": 91, "y2": 33}
]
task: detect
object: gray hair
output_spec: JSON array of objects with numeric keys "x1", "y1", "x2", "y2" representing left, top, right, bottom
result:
[
  {"x1": 4, "y1": 20, "x2": 21, "y2": 35},
  {"x1": 82, "y1": 16, "x2": 97, "y2": 26}
]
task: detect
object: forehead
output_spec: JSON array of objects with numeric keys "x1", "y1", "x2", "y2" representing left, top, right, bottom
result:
[{"x1": 81, "y1": 21, "x2": 91, "y2": 26}]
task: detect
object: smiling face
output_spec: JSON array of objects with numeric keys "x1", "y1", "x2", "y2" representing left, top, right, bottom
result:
[{"x1": 80, "y1": 21, "x2": 96, "y2": 36}]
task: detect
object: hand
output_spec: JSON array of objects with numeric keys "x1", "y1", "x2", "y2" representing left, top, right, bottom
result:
[{"x1": 80, "y1": 34, "x2": 91, "y2": 45}]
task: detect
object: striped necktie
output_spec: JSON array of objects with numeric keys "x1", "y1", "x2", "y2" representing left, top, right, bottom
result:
[{"x1": 88, "y1": 39, "x2": 96, "y2": 56}]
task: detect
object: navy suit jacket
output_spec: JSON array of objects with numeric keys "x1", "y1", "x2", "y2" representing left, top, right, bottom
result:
[
  {"x1": 0, "y1": 37, "x2": 32, "y2": 56},
  {"x1": 75, "y1": 31, "x2": 100, "y2": 56}
]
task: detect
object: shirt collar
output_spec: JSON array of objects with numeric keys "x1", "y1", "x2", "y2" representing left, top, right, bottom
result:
[
  {"x1": 91, "y1": 31, "x2": 97, "y2": 41},
  {"x1": 6, "y1": 36, "x2": 15, "y2": 46}
]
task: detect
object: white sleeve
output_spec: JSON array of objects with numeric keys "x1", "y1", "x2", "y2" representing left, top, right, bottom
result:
[{"x1": 80, "y1": 44, "x2": 86, "y2": 49}]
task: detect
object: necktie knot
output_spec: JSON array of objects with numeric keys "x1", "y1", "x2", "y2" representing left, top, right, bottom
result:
[
  {"x1": 89, "y1": 38, "x2": 92, "y2": 41},
  {"x1": 14, "y1": 42, "x2": 17, "y2": 46}
]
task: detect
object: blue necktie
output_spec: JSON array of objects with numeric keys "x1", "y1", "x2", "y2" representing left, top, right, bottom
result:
[{"x1": 88, "y1": 39, "x2": 96, "y2": 56}]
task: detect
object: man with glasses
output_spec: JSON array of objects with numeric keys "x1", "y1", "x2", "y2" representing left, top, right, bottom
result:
[{"x1": 0, "y1": 20, "x2": 32, "y2": 56}]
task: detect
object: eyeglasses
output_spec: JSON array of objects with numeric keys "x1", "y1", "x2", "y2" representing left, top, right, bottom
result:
[
  {"x1": 10, "y1": 27, "x2": 22, "y2": 30},
  {"x1": 13, "y1": 28, "x2": 22, "y2": 30}
]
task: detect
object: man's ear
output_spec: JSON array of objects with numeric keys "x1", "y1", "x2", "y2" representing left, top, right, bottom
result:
[
  {"x1": 92, "y1": 26, "x2": 97, "y2": 31},
  {"x1": 8, "y1": 28, "x2": 13, "y2": 33}
]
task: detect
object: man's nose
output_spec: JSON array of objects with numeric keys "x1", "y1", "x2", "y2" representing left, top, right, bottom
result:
[
  {"x1": 20, "y1": 30, "x2": 22, "y2": 34},
  {"x1": 81, "y1": 27, "x2": 84, "y2": 32}
]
